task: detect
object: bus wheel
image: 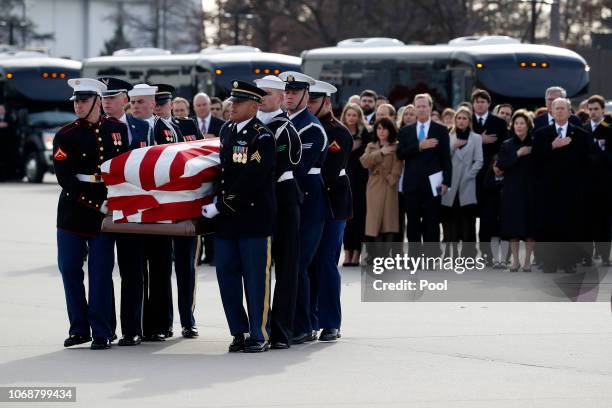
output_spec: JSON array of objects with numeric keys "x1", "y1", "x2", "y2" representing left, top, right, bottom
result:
[{"x1": 24, "y1": 151, "x2": 45, "y2": 183}]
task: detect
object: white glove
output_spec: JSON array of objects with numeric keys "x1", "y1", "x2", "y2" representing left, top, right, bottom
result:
[
  {"x1": 100, "y1": 200, "x2": 109, "y2": 215},
  {"x1": 201, "y1": 203, "x2": 219, "y2": 219}
]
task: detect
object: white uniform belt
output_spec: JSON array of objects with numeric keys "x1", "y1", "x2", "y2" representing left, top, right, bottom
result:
[
  {"x1": 339, "y1": 169, "x2": 346, "y2": 176},
  {"x1": 307, "y1": 167, "x2": 321, "y2": 175},
  {"x1": 76, "y1": 173, "x2": 103, "y2": 183},
  {"x1": 277, "y1": 171, "x2": 294, "y2": 182}
]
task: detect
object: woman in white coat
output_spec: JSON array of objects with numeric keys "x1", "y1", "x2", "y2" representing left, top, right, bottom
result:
[{"x1": 441, "y1": 107, "x2": 483, "y2": 258}]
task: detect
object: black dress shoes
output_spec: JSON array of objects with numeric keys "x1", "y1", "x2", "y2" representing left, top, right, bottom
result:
[
  {"x1": 318, "y1": 328, "x2": 341, "y2": 342},
  {"x1": 292, "y1": 331, "x2": 317, "y2": 344},
  {"x1": 182, "y1": 327, "x2": 199, "y2": 338},
  {"x1": 270, "y1": 340, "x2": 289, "y2": 349},
  {"x1": 143, "y1": 333, "x2": 166, "y2": 342},
  {"x1": 63, "y1": 334, "x2": 91, "y2": 347},
  {"x1": 118, "y1": 335, "x2": 142, "y2": 346},
  {"x1": 228, "y1": 334, "x2": 246, "y2": 352},
  {"x1": 165, "y1": 330, "x2": 174, "y2": 338},
  {"x1": 90, "y1": 337, "x2": 111, "y2": 350},
  {"x1": 244, "y1": 338, "x2": 270, "y2": 353}
]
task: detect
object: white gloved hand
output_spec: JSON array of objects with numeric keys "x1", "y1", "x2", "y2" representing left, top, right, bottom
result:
[
  {"x1": 201, "y1": 203, "x2": 219, "y2": 219},
  {"x1": 100, "y1": 200, "x2": 109, "y2": 215}
]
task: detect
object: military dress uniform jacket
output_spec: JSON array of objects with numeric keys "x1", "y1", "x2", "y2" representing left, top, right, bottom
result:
[
  {"x1": 290, "y1": 108, "x2": 329, "y2": 223},
  {"x1": 215, "y1": 118, "x2": 277, "y2": 239},
  {"x1": 173, "y1": 117, "x2": 204, "y2": 141},
  {"x1": 53, "y1": 117, "x2": 129, "y2": 236},
  {"x1": 153, "y1": 116, "x2": 183, "y2": 144},
  {"x1": 124, "y1": 114, "x2": 151, "y2": 149},
  {"x1": 319, "y1": 112, "x2": 353, "y2": 220},
  {"x1": 266, "y1": 112, "x2": 303, "y2": 207}
]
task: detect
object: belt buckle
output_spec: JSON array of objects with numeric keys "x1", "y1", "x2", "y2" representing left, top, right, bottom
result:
[{"x1": 91, "y1": 174, "x2": 101, "y2": 182}]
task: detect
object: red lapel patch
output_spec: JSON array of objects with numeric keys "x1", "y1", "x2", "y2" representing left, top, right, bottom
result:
[
  {"x1": 329, "y1": 141, "x2": 341, "y2": 152},
  {"x1": 54, "y1": 147, "x2": 68, "y2": 161}
]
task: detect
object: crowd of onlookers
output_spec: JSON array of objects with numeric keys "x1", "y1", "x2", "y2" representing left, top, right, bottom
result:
[{"x1": 338, "y1": 87, "x2": 612, "y2": 273}]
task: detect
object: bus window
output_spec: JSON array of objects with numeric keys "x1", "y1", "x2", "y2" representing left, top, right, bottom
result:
[{"x1": 96, "y1": 67, "x2": 127, "y2": 77}]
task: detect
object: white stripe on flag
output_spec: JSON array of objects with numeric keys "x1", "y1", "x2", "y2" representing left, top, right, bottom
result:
[
  {"x1": 182, "y1": 153, "x2": 220, "y2": 178},
  {"x1": 154, "y1": 143, "x2": 196, "y2": 187},
  {"x1": 124, "y1": 147, "x2": 151, "y2": 188}
]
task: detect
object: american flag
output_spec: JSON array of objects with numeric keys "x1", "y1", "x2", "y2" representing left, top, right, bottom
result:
[{"x1": 100, "y1": 139, "x2": 221, "y2": 223}]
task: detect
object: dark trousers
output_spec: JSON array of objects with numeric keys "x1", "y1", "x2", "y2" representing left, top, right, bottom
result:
[
  {"x1": 116, "y1": 234, "x2": 146, "y2": 336},
  {"x1": 310, "y1": 219, "x2": 346, "y2": 331},
  {"x1": 271, "y1": 203, "x2": 300, "y2": 344},
  {"x1": 396, "y1": 192, "x2": 407, "y2": 242},
  {"x1": 404, "y1": 186, "x2": 442, "y2": 257},
  {"x1": 143, "y1": 235, "x2": 173, "y2": 336},
  {"x1": 172, "y1": 236, "x2": 198, "y2": 329},
  {"x1": 294, "y1": 218, "x2": 325, "y2": 335},
  {"x1": 443, "y1": 201, "x2": 477, "y2": 257},
  {"x1": 215, "y1": 236, "x2": 272, "y2": 342},
  {"x1": 57, "y1": 229, "x2": 115, "y2": 339}
]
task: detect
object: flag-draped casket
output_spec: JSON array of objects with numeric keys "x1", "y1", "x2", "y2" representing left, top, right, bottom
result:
[{"x1": 100, "y1": 139, "x2": 220, "y2": 226}]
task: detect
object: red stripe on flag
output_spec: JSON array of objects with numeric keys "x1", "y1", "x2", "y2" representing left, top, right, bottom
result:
[
  {"x1": 107, "y1": 194, "x2": 159, "y2": 213},
  {"x1": 139, "y1": 196, "x2": 212, "y2": 223},
  {"x1": 140, "y1": 145, "x2": 166, "y2": 190}
]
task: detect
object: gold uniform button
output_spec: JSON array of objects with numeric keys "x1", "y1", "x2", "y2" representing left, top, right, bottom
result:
[
  {"x1": 99, "y1": 156, "x2": 103, "y2": 160},
  {"x1": 95, "y1": 129, "x2": 99, "y2": 134},
  {"x1": 88, "y1": 200, "x2": 92, "y2": 204},
  {"x1": 250, "y1": 203, "x2": 254, "y2": 207},
  {"x1": 221, "y1": 180, "x2": 224, "y2": 184},
  {"x1": 99, "y1": 147, "x2": 104, "y2": 151},
  {"x1": 98, "y1": 138, "x2": 102, "y2": 142},
  {"x1": 221, "y1": 190, "x2": 225, "y2": 194}
]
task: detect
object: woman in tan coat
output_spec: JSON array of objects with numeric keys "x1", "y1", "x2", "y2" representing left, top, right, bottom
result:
[{"x1": 360, "y1": 117, "x2": 404, "y2": 241}]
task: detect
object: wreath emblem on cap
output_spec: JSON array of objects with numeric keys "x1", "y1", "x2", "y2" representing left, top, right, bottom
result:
[
  {"x1": 287, "y1": 75, "x2": 294, "y2": 82},
  {"x1": 75, "y1": 80, "x2": 81, "y2": 85},
  {"x1": 233, "y1": 81, "x2": 238, "y2": 88}
]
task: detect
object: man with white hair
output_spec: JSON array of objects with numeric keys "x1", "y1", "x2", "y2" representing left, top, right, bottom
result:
[
  {"x1": 255, "y1": 75, "x2": 302, "y2": 349},
  {"x1": 534, "y1": 86, "x2": 581, "y2": 130},
  {"x1": 192, "y1": 92, "x2": 225, "y2": 138},
  {"x1": 533, "y1": 97, "x2": 590, "y2": 273}
]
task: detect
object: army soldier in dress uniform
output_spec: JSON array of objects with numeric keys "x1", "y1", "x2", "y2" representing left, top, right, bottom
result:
[
  {"x1": 201, "y1": 80, "x2": 276, "y2": 353},
  {"x1": 306, "y1": 80, "x2": 353, "y2": 342},
  {"x1": 99, "y1": 77, "x2": 151, "y2": 346},
  {"x1": 254, "y1": 75, "x2": 302, "y2": 349},
  {"x1": 153, "y1": 84, "x2": 201, "y2": 339},
  {"x1": 128, "y1": 83, "x2": 180, "y2": 341},
  {"x1": 54, "y1": 78, "x2": 129, "y2": 350},
  {"x1": 278, "y1": 71, "x2": 329, "y2": 344}
]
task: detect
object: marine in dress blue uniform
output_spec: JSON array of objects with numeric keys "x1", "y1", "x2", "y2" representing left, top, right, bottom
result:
[
  {"x1": 54, "y1": 78, "x2": 129, "y2": 350},
  {"x1": 155, "y1": 84, "x2": 201, "y2": 339},
  {"x1": 278, "y1": 71, "x2": 329, "y2": 344},
  {"x1": 201, "y1": 80, "x2": 276, "y2": 353},
  {"x1": 307, "y1": 81, "x2": 353, "y2": 342},
  {"x1": 255, "y1": 75, "x2": 303, "y2": 349},
  {"x1": 99, "y1": 77, "x2": 151, "y2": 346}
]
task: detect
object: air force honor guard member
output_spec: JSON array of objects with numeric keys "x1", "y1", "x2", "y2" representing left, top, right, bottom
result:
[
  {"x1": 254, "y1": 75, "x2": 302, "y2": 349},
  {"x1": 278, "y1": 71, "x2": 329, "y2": 344},
  {"x1": 307, "y1": 80, "x2": 353, "y2": 342},
  {"x1": 99, "y1": 77, "x2": 150, "y2": 346},
  {"x1": 54, "y1": 78, "x2": 129, "y2": 350},
  {"x1": 201, "y1": 80, "x2": 276, "y2": 353},
  {"x1": 153, "y1": 84, "x2": 201, "y2": 339}
]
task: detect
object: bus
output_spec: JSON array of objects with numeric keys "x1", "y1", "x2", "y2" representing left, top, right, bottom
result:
[
  {"x1": 301, "y1": 36, "x2": 590, "y2": 111},
  {"x1": 81, "y1": 46, "x2": 302, "y2": 102},
  {"x1": 0, "y1": 53, "x2": 80, "y2": 182}
]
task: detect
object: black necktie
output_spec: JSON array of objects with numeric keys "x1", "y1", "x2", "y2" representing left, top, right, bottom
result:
[{"x1": 478, "y1": 117, "x2": 483, "y2": 127}]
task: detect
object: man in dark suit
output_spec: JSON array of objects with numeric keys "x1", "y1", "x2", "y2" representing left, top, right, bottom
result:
[
  {"x1": 471, "y1": 89, "x2": 508, "y2": 264},
  {"x1": 359, "y1": 89, "x2": 377, "y2": 126},
  {"x1": 584, "y1": 95, "x2": 612, "y2": 266},
  {"x1": 533, "y1": 86, "x2": 582, "y2": 130},
  {"x1": 192, "y1": 92, "x2": 225, "y2": 265},
  {"x1": 397, "y1": 93, "x2": 451, "y2": 258},
  {"x1": 99, "y1": 77, "x2": 151, "y2": 346},
  {"x1": 533, "y1": 97, "x2": 591, "y2": 273}
]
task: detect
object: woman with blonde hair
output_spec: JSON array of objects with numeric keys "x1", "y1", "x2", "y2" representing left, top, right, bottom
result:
[{"x1": 340, "y1": 103, "x2": 370, "y2": 266}]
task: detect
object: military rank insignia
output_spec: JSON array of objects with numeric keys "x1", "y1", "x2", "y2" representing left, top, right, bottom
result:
[
  {"x1": 54, "y1": 147, "x2": 68, "y2": 161},
  {"x1": 277, "y1": 144, "x2": 287, "y2": 152},
  {"x1": 329, "y1": 141, "x2": 341, "y2": 152},
  {"x1": 232, "y1": 145, "x2": 248, "y2": 163},
  {"x1": 111, "y1": 133, "x2": 122, "y2": 146},
  {"x1": 250, "y1": 150, "x2": 262, "y2": 163},
  {"x1": 163, "y1": 129, "x2": 173, "y2": 142}
]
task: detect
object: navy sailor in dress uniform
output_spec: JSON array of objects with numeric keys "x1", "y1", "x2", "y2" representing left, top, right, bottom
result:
[
  {"x1": 99, "y1": 77, "x2": 151, "y2": 346},
  {"x1": 153, "y1": 84, "x2": 201, "y2": 339},
  {"x1": 201, "y1": 80, "x2": 276, "y2": 353},
  {"x1": 54, "y1": 78, "x2": 129, "y2": 350},
  {"x1": 278, "y1": 71, "x2": 329, "y2": 344},
  {"x1": 254, "y1": 75, "x2": 303, "y2": 349},
  {"x1": 307, "y1": 80, "x2": 353, "y2": 341},
  {"x1": 127, "y1": 83, "x2": 181, "y2": 341}
]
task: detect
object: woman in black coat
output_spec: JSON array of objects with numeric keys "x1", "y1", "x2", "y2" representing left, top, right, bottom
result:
[
  {"x1": 496, "y1": 109, "x2": 536, "y2": 271},
  {"x1": 340, "y1": 103, "x2": 370, "y2": 266}
]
